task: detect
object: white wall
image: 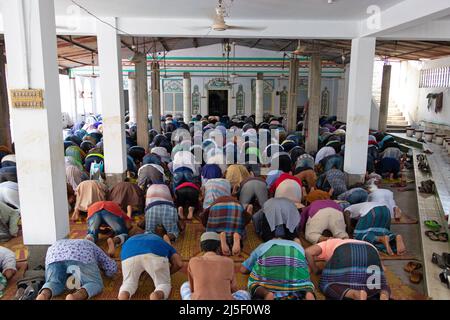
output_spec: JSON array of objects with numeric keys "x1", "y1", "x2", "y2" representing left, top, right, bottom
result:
[{"x1": 416, "y1": 56, "x2": 450, "y2": 128}]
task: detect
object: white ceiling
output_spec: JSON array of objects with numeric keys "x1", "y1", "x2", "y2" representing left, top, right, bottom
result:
[{"x1": 55, "y1": 0, "x2": 405, "y2": 21}]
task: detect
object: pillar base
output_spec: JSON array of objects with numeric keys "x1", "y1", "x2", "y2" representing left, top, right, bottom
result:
[
  {"x1": 26, "y1": 245, "x2": 50, "y2": 270},
  {"x1": 346, "y1": 173, "x2": 366, "y2": 186},
  {"x1": 105, "y1": 172, "x2": 126, "y2": 188}
]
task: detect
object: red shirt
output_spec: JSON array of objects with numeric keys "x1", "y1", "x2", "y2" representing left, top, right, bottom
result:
[
  {"x1": 87, "y1": 201, "x2": 131, "y2": 221},
  {"x1": 269, "y1": 173, "x2": 303, "y2": 194}
]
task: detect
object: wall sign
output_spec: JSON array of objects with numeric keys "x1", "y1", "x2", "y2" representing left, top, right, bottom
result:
[{"x1": 10, "y1": 89, "x2": 44, "y2": 109}]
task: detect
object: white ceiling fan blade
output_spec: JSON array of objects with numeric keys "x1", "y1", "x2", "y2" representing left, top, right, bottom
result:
[
  {"x1": 184, "y1": 26, "x2": 212, "y2": 31},
  {"x1": 227, "y1": 25, "x2": 267, "y2": 31}
]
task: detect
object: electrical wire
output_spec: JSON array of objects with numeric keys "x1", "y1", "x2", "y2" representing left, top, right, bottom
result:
[{"x1": 70, "y1": 0, "x2": 133, "y2": 37}]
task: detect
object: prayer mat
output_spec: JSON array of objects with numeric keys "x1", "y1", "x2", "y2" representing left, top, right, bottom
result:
[
  {"x1": 391, "y1": 215, "x2": 418, "y2": 225},
  {"x1": 379, "y1": 252, "x2": 419, "y2": 261},
  {"x1": 0, "y1": 218, "x2": 428, "y2": 301}
]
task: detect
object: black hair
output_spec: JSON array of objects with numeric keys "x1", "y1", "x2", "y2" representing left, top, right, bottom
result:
[{"x1": 200, "y1": 239, "x2": 221, "y2": 252}]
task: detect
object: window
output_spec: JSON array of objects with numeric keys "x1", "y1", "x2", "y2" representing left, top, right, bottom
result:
[{"x1": 162, "y1": 79, "x2": 183, "y2": 116}]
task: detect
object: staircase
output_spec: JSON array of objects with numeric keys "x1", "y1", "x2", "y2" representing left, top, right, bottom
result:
[
  {"x1": 387, "y1": 106, "x2": 409, "y2": 132},
  {"x1": 371, "y1": 62, "x2": 409, "y2": 133}
]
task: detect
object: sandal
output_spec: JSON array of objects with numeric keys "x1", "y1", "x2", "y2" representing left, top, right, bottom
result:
[
  {"x1": 404, "y1": 261, "x2": 423, "y2": 273},
  {"x1": 426, "y1": 230, "x2": 440, "y2": 241},
  {"x1": 410, "y1": 270, "x2": 423, "y2": 284},
  {"x1": 432, "y1": 253, "x2": 447, "y2": 269},
  {"x1": 438, "y1": 233, "x2": 449, "y2": 242},
  {"x1": 439, "y1": 268, "x2": 450, "y2": 288},
  {"x1": 425, "y1": 220, "x2": 441, "y2": 232}
]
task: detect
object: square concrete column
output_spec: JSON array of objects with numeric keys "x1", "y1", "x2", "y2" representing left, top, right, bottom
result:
[
  {"x1": 378, "y1": 64, "x2": 392, "y2": 132},
  {"x1": 305, "y1": 54, "x2": 322, "y2": 153},
  {"x1": 183, "y1": 72, "x2": 192, "y2": 123},
  {"x1": 151, "y1": 61, "x2": 161, "y2": 133},
  {"x1": 97, "y1": 18, "x2": 127, "y2": 182},
  {"x1": 127, "y1": 72, "x2": 137, "y2": 124},
  {"x1": 134, "y1": 54, "x2": 149, "y2": 151},
  {"x1": 287, "y1": 58, "x2": 299, "y2": 132},
  {"x1": 344, "y1": 37, "x2": 376, "y2": 184},
  {"x1": 255, "y1": 72, "x2": 264, "y2": 124},
  {"x1": 2, "y1": 0, "x2": 69, "y2": 244}
]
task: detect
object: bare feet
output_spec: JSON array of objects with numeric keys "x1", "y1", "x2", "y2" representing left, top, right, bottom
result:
[
  {"x1": 163, "y1": 234, "x2": 172, "y2": 245},
  {"x1": 394, "y1": 207, "x2": 402, "y2": 221},
  {"x1": 305, "y1": 292, "x2": 315, "y2": 300},
  {"x1": 66, "y1": 288, "x2": 89, "y2": 300},
  {"x1": 396, "y1": 235, "x2": 406, "y2": 256},
  {"x1": 187, "y1": 207, "x2": 194, "y2": 220},
  {"x1": 246, "y1": 204, "x2": 254, "y2": 215},
  {"x1": 264, "y1": 292, "x2": 275, "y2": 300},
  {"x1": 70, "y1": 210, "x2": 80, "y2": 222},
  {"x1": 36, "y1": 288, "x2": 52, "y2": 300},
  {"x1": 107, "y1": 237, "x2": 116, "y2": 257},
  {"x1": 232, "y1": 233, "x2": 241, "y2": 256},
  {"x1": 118, "y1": 291, "x2": 131, "y2": 300},
  {"x1": 380, "y1": 290, "x2": 390, "y2": 300},
  {"x1": 149, "y1": 290, "x2": 165, "y2": 300},
  {"x1": 220, "y1": 232, "x2": 231, "y2": 256},
  {"x1": 178, "y1": 207, "x2": 185, "y2": 220},
  {"x1": 345, "y1": 289, "x2": 367, "y2": 300},
  {"x1": 379, "y1": 235, "x2": 394, "y2": 256}
]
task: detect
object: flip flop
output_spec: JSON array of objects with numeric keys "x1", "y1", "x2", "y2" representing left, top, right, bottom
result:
[
  {"x1": 426, "y1": 230, "x2": 440, "y2": 241},
  {"x1": 410, "y1": 270, "x2": 423, "y2": 284},
  {"x1": 432, "y1": 253, "x2": 447, "y2": 269},
  {"x1": 438, "y1": 232, "x2": 449, "y2": 242},
  {"x1": 425, "y1": 220, "x2": 442, "y2": 232},
  {"x1": 404, "y1": 261, "x2": 423, "y2": 273}
]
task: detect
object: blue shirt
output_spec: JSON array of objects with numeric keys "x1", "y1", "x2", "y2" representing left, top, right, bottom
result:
[
  {"x1": 242, "y1": 239, "x2": 305, "y2": 271},
  {"x1": 121, "y1": 233, "x2": 177, "y2": 261}
]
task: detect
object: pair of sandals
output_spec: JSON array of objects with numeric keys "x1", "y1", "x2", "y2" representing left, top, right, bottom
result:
[
  {"x1": 404, "y1": 261, "x2": 423, "y2": 284},
  {"x1": 424, "y1": 220, "x2": 448, "y2": 242},
  {"x1": 433, "y1": 253, "x2": 450, "y2": 288}
]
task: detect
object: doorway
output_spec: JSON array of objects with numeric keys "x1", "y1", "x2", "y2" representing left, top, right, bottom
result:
[{"x1": 208, "y1": 90, "x2": 228, "y2": 116}]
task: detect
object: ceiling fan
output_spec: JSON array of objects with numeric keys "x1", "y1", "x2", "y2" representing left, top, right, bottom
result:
[
  {"x1": 188, "y1": 0, "x2": 267, "y2": 33},
  {"x1": 292, "y1": 40, "x2": 309, "y2": 56}
]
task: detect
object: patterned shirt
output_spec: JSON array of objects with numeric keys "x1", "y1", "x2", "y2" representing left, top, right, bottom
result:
[
  {"x1": 145, "y1": 201, "x2": 179, "y2": 239},
  {"x1": 203, "y1": 179, "x2": 231, "y2": 209},
  {"x1": 325, "y1": 169, "x2": 347, "y2": 196},
  {"x1": 45, "y1": 239, "x2": 118, "y2": 277}
]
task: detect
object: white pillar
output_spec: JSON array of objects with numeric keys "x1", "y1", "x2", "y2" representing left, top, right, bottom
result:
[
  {"x1": 69, "y1": 76, "x2": 78, "y2": 123},
  {"x1": 344, "y1": 38, "x2": 376, "y2": 183},
  {"x1": 183, "y1": 72, "x2": 192, "y2": 123},
  {"x1": 2, "y1": 0, "x2": 69, "y2": 244},
  {"x1": 127, "y1": 72, "x2": 137, "y2": 124},
  {"x1": 97, "y1": 18, "x2": 127, "y2": 180},
  {"x1": 255, "y1": 72, "x2": 264, "y2": 124}
]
